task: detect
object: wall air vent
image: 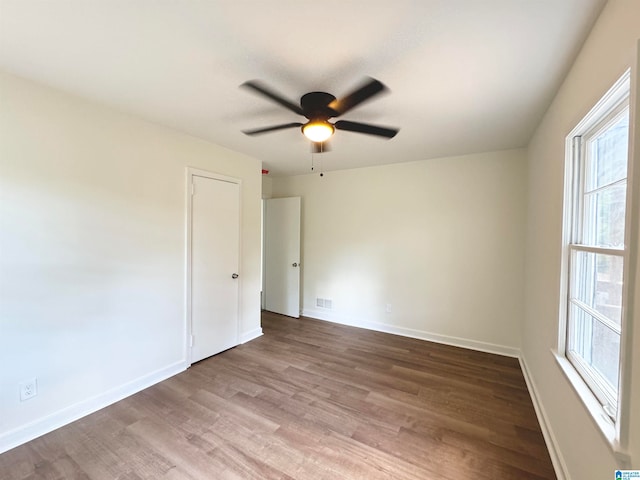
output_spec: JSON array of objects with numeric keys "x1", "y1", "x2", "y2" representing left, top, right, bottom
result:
[{"x1": 316, "y1": 298, "x2": 332, "y2": 309}]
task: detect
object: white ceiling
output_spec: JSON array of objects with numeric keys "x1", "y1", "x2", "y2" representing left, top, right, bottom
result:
[{"x1": 0, "y1": 0, "x2": 606, "y2": 176}]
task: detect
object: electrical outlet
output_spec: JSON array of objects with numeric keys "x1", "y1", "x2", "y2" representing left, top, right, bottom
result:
[
  {"x1": 386, "y1": 303, "x2": 392, "y2": 313},
  {"x1": 19, "y1": 378, "x2": 37, "y2": 401}
]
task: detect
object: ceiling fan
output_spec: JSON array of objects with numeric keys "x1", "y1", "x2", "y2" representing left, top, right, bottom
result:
[{"x1": 241, "y1": 77, "x2": 399, "y2": 152}]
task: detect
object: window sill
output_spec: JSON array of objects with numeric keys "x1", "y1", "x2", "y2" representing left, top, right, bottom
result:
[{"x1": 551, "y1": 349, "x2": 630, "y2": 465}]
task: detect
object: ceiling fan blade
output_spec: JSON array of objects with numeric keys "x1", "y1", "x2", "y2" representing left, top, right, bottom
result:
[
  {"x1": 242, "y1": 122, "x2": 303, "y2": 135},
  {"x1": 241, "y1": 80, "x2": 304, "y2": 115},
  {"x1": 334, "y1": 120, "x2": 398, "y2": 138},
  {"x1": 312, "y1": 141, "x2": 331, "y2": 153},
  {"x1": 328, "y1": 77, "x2": 387, "y2": 117}
]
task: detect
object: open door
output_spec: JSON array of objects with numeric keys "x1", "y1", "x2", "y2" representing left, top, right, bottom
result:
[{"x1": 264, "y1": 197, "x2": 301, "y2": 318}]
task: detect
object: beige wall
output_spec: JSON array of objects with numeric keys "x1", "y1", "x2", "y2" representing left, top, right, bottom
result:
[
  {"x1": 0, "y1": 72, "x2": 262, "y2": 451},
  {"x1": 524, "y1": 0, "x2": 640, "y2": 476},
  {"x1": 271, "y1": 149, "x2": 526, "y2": 355},
  {"x1": 262, "y1": 175, "x2": 273, "y2": 199}
]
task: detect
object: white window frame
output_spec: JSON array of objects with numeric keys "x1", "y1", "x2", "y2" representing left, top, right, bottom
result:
[{"x1": 556, "y1": 69, "x2": 632, "y2": 461}]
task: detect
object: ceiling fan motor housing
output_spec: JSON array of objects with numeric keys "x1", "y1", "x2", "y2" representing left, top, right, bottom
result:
[{"x1": 300, "y1": 92, "x2": 337, "y2": 119}]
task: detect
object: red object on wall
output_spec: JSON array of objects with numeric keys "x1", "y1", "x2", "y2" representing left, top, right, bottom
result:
[{"x1": 262, "y1": 169, "x2": 269, "y2": 175}]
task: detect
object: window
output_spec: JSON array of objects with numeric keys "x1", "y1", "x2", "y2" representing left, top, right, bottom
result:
[{"x1": 559, "y1": 70, "x2": 631, "y2": 441}]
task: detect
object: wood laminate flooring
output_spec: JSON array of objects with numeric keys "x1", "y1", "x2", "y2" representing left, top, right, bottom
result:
[{"x1": 1, "y1": 311, "x2": 556, "y2": 479}]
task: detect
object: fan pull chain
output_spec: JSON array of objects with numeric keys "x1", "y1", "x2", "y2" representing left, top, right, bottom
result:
[{"x1": 310, "y1": 146, "x2": 324, "y2": 177}]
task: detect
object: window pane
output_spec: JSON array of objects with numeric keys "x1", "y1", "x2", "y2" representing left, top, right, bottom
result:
[
  {"x1": 583, "y1": 183, "x2": 626, "y2": 247},
  {"x1": 571, "y1": 250, "x2": 623, "y2": 325},
  {"x1": 592, "y1": 320, "x2": 620, "y2": 389},
  {"x1": 568, "y1": 304, "x2": 620, "y2": 392},
  {"x1": 586, "y1": 110, "x2": 629, "y2": 190}
]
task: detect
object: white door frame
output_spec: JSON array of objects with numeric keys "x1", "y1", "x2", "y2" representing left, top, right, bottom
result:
[{"x1": 185, "y1": 167, "x2": 243, "y2": 366}]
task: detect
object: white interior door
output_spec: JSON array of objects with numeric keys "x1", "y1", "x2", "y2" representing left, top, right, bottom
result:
[
  {"x1": 264, "y1": 197, "x2": 301, "y2": 317},
  {"x1": 190, "y1": 173, "x2": 240, "y2": 363}
]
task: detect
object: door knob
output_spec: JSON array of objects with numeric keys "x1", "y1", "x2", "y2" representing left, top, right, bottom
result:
[
  {"x1": 292, "y1": 263, "x2": 299, "y2": 267},
  {"x1": 232, "y1": 273, "x2": 239, "y2": 279}
]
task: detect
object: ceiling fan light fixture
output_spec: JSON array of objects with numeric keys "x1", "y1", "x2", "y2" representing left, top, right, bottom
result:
[{"x1": 302, "y1": 120, "x2": 334, "y2": 143}]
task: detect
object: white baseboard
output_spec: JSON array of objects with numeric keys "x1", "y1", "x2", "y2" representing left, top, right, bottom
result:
[
  {"x1": 519, "y1": 355, "x2": 568, "y2": 480},
  {"x1": 240, "y1": 327, "x2": 263, "y2": 344},
  {"x1": 302, "y1": 308, "x2": 520, "y2": 358},
  {"x1": 0, "y1": 360, "x2": 187, "y2": 454}
]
